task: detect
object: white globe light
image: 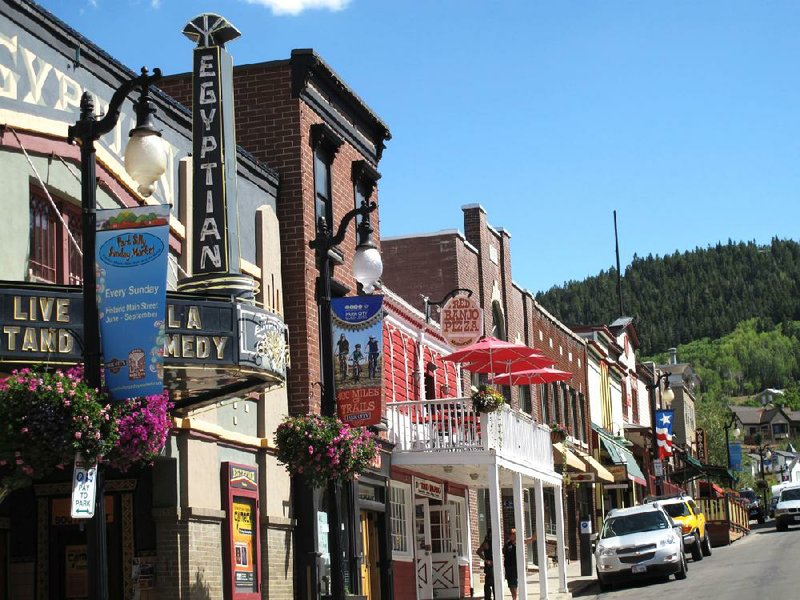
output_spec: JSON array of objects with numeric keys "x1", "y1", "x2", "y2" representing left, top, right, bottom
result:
[
  {"x1": 661, "y1": 386, "x2": 675, "y2": 407},
  {"x1": 733, "y1": 426, "x2": 741, "y2": 439},
  {"x1": 124, "y1": 130, "x2": 167, "y2": 197},
  {"x1": 352, "y1": 245, "x2": 382, "y2": 293}
]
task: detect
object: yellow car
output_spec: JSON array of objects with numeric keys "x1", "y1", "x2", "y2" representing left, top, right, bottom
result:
[{"x1": 646, "y1": 494, "x2": 711, "y2": 562}]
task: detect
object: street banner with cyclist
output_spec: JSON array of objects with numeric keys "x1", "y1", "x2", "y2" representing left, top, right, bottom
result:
[{"x1": 331, "y1": 295, "x2": 384, "y2": 427}]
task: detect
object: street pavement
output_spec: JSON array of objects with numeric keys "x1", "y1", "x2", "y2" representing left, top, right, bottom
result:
[{"x1": 573, "y1": 520, "x2": 800, "y2": 600}]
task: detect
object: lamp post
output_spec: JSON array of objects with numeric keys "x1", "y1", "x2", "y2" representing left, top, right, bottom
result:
[
  {"x1": 647, "y1": 371, "x2": 674, "y2": 496},
  {"x1": 309, "y1": 199, "x2": 382, "y2": 600},
  {"x1": 754, "y1": 434, "x2": 772, "y2": 514},
  {"x1": 68, "y1": 67, "x2": 167, "y2": 600},
  {"x1": 723, "y1": 412, "x2": 741, "y2": 472}
]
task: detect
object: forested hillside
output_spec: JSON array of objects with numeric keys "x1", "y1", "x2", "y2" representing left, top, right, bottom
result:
[{"x1": 535, "y1": 238, "x2": 800, "y2": 356}]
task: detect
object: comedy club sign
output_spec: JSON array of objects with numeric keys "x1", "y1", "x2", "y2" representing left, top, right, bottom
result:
[{"x1": 0, "y1": 283, "x2": 287, "y2": 404}]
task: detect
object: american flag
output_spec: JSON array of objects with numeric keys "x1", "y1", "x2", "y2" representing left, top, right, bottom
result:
[{"x1": 655, "y1": 410, "x2": 675, "y2": 459}]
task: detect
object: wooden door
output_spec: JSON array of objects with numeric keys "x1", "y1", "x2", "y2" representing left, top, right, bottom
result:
[{"x1": 359, "y1": 511, "x2": 380, "y2": 600}]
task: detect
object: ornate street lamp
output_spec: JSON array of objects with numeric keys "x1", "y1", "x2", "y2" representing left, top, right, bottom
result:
[
  {"x1": 309, "y1": 199, "x2": 381, "y2": 599},
  {"x1": 648, "y1": 371, "x2": 674, "y2": 495},
  {"x1": 68, "y1": 67, "x2": 167, "y2": 600}
]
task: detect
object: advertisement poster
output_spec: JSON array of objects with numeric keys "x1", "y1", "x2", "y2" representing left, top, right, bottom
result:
[
  {"x1": 64, "y1": 544, "x2": 88, "y2": 599},
  {"x1": 96, "y1": 205, "x2": 170, "y2": 402},
  {"x1": 331, "y1": 296, "x2": 384, "y2": 427},
  {"x1": 232, "y1": 498, "x2": 255, "y2": 589}
]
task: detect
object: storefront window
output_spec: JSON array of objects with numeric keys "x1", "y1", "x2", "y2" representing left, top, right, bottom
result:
[
  {"x1": 389, "y1": 483, "x2": 412, "y2": 558},
  {"x1": 447, "y1": 496, "x2": 467, "y2": 559}
]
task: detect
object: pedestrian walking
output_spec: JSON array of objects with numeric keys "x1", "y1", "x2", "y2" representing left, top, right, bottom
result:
[
  {"x1": 477, "y1": 530, "x2": 494, "y2": 600},
  {"x1": 503, "y1": 528, "x2": 535, "y2": 600}
]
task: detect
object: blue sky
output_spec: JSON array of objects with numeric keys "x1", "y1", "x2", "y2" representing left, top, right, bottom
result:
[{"x1": 38, "y1": 0, "x2": 800, "y2": 293}]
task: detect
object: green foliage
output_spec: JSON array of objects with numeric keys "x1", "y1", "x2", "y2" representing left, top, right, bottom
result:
[{"x1": 536, "y1": 238, "x2": 800, "y2": 356}]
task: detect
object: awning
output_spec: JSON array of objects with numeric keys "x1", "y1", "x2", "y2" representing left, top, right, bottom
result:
[
  {"x1": 574, "y1": 448, "x2": 615, "y2": 483},
  {"x1": 553, "y1": 443, "x2": 586, "y2": 472},
  {"x1": 671, "y1": 458, "x2": 735, "y2": 485},
  {"x1": 593, "y1": 425, "x2": 647, "y2": 486},
  {"x1": 597, "y1": 433, "x2": 626, "y2": 464},
  {"x1": 619, "y1": 446, "x2": 647, "y2": 486}
]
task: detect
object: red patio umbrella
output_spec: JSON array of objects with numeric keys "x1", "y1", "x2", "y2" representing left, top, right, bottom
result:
[
  {"x1": 491, "y1": 367, "x2": 572, "y2": 386},
  {"x1": 442, "y1": 336, "x2": 553, "y2": 374}
]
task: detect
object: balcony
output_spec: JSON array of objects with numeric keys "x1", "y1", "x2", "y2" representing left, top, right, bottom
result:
[{"x1": 386, "y1": 398, "x2": 555, "y2": 484}]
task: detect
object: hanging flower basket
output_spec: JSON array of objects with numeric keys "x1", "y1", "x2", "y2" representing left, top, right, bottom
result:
[
  {"x1": 550, "y1": 422, "x2": 568, "y2": 443},
  {"x1": 0, "y1": 367, "x2": 117, "y2": 494},
  {"x1": 755, "y1": 479, "x2": 769, "y2": 492},
  {"x1": 471, "y1": 385, "x2": 505, "y2": 413},
  {"x1": 106, "y1": 392, "x2": 173, "y2": 472},
  {"x1": 274, "y1": 414, "x2": 378, "y2": 488},
  {"x1": 0, "y1": 366, "x2": 175, "y2": 499}
]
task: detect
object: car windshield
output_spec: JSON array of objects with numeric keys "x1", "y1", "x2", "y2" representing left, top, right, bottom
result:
[
  {"x1": 601, "y1": 511, "x2": 670, "y2": 539},
  {"x1": 740, "y1": 491, "x2": 756, "y2": 501},
  {"x1": 780, "y1": 489, "x2": 800, "y2": 502},
  {"x1": 663, "y1": 503, "x2": 690, "y2": 518}
]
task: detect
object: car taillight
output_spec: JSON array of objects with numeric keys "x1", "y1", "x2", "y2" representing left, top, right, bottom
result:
[{"x1": 681, "y1": 523, "x2": 692, "y2": 534}]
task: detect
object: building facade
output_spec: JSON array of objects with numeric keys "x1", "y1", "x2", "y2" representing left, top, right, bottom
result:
[{"x1": 0, "y1": 3, "x2": 290, "y2": 599}]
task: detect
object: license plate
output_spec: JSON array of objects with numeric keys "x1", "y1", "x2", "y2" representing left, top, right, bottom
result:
[{"x1": 632, "y1": 565, "x2": 647, "y2": 574}]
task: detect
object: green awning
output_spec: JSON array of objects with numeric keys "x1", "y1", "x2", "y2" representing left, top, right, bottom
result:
[
  {"x1": 592, "y1": 424, "x2": 647, "y2": 486},
  {"x1": 619, "y1": 446, "x2": 647, "y2": 486},
  {"x1": 684, "y1": 455, "x2": 703, "y2": 470}
]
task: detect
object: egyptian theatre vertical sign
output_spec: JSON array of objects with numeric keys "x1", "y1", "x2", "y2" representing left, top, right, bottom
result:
[{"x1": 183, "y1": 14, "x2": 241, "y2": 283}]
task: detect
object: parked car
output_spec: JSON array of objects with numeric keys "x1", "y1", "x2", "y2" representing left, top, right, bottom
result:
[
  {"x1": 595, "y1": 504, "x2": 687, "y2": 591},
  {"x1": 774, "y1": 485, "x2": 800, "y2": 531},
  {"x1": 645, "y1": 493, "x2": 711, "y2": 561},
  {"x1": 739, "y1": 489, "x2": 765, "y2": 524}
]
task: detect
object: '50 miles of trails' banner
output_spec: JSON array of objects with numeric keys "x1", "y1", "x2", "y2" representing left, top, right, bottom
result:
[
  {"x1": 96, "y1": 205, "x2": 170, "y2": 402},
  {"x1": 332, "y1": 295, "x2": 383, "y2": 427}
]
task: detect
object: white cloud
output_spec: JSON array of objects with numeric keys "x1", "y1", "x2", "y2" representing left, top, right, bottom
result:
[
  {"x1": 245, "y1": 0, "x2": 351, "y2": 17},
  {"x1": 151, "y1": 0, "x2": 161, "y2": 7}
]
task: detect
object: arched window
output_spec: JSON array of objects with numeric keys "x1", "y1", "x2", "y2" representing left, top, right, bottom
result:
[{"x1": 491, "y1": 300, "x2": 506, "y2": 341}]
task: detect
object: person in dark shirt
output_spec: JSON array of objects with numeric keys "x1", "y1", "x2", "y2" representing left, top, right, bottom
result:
[
  {"x1": 477, "y1": 530, "x2": 494, "y2": 600},
  {"x1": 503, "y1": 528, "x2": 535, "y2": 600}
]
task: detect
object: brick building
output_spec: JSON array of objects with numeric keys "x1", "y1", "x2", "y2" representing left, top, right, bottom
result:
[
  {"x1": 162, "y1": 48, "x2": 393, "y2": 599},
  {"x1": 382, "y1": 204, "x2": 595, "y2": 566}
]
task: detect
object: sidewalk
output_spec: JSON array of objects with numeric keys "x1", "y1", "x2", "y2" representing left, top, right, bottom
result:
[{"x1": 477, "y1": 558, "x2": 597, "y2": 600}]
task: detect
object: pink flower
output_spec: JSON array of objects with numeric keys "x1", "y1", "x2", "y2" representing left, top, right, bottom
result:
[
  {"x1": 20, "y1": 427, "x2": 28, "y2": 434},
  {"x1": 308, "y1": 445, "x2": 314, "y2": 455},
  {"x1": 74, "y1": 431, "x2": 82, "y2": 440}
]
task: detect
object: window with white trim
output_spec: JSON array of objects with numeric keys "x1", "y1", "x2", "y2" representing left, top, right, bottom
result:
[{"x1": 390, "y1": 482, "x2": 413, "y2": 559}]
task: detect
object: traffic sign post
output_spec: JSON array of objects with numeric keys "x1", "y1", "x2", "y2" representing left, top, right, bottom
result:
[{"x1": 71, "y1": 453, "x2": 98, "y2": 520}]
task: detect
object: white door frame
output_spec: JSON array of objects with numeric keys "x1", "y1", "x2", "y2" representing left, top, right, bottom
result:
[
  {"x1": 429, "y1": 504, "x2": 460, "y2": 598},
  {"x1": 414, "y1": 499, "x2": 433, "y2": 600}
]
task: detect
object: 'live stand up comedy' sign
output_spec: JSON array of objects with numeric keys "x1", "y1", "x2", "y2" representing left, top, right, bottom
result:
[{"x1": 184, "y1": 14, "x2": 242, "y2": 276}]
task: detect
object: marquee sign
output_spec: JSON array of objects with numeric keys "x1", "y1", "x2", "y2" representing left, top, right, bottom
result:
[
  {"x1": 184, "y1": 14, "x2": 242, "y2": 277},
  {"x1": 0, "y1": 283, "x2": 287, "y2": 406}
]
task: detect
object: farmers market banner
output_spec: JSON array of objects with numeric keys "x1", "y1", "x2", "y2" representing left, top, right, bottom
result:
[
  {"x1": 331, "y1": 295, "x2": 384, "y2": 427},
  {"x1": 96, "y1": 205, "x2": 170, "y2": 402}
]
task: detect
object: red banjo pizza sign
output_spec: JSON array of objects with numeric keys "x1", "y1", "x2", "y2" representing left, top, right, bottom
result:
[{"x1": 441, "y1": 295, "x2": 483, "y2": 348}]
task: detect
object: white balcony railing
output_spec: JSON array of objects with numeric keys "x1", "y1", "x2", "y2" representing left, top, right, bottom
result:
[{"x1": 386, "y1": 398, "x2": 553, "y2": 473}]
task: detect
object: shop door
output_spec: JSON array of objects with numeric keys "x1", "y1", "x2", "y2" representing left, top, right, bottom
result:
[
  {"x1": 429, "y1": 505, "x2": 459, "y2": 598},
  {"x1": 414, "y1": 500, "x2": 433, "y2": 600},
  {"x1": 359, "y1": 511, "x2": 381, "y2": 600}
]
